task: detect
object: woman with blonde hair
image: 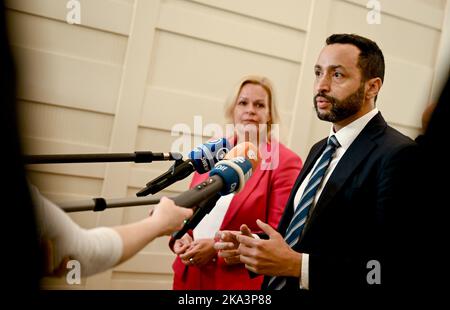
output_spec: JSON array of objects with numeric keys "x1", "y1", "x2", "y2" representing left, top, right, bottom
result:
[{"x1": 171, "y1": 75, "x2": 303, "y2": 289}]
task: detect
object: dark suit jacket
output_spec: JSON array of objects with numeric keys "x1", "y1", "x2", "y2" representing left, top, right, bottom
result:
[
  {"x1": 263, "y1": 112, "x2": 418, "y2": 295},
  {"x1": 416, "y1": 77, "x2": 449, "y2": 302}
]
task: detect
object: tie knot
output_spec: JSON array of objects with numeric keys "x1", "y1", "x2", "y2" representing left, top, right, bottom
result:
[{"x1": 328, "y1": 135, "x2": 340, "y2": 148}]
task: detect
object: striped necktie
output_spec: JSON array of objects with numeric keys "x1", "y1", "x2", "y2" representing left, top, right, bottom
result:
[{"x1": 267, "y1": 135, "x2": 340, "y2": 290}]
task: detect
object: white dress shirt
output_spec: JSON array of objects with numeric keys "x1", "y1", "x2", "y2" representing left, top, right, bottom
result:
[{"x1": 296, "y1": 108, "x2": 379, "y2": 289}]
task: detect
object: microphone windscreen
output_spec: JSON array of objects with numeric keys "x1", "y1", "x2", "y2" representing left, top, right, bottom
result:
[
  {"x1": 224, "y1": 141, "x2": 260, "y2": 171},
  {"x1": 209, "y1": 157, "x2": 253, "y2": 195},
  {"x1": 188, "y1": 138, "x2": 230, "y2": 174}
]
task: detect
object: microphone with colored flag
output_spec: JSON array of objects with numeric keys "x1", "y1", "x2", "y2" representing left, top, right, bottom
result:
[
  {"x1": 169, "y1": 142, "x2": 260, "y2": 244},
  {"x1": 136, "y1": 138, "x2": 230, "y2": 196}
]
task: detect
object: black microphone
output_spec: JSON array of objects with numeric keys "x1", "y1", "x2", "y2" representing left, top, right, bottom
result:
[
  {"x1": 136, "y1": 138, "x2": 230, "y2": 196},
  {"x1": 169, "y1": 193, "x2": 221, "y2": 248}
]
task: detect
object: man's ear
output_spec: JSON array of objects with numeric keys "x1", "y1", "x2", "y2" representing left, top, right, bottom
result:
[{"x1": 365, "y1": 77, "x2": 382, "y2": 101}]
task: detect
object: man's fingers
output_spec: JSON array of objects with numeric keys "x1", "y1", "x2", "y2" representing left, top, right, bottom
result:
[
  {"x1": 239, "y1": 255, "x2": 261, "y2": 274},
  {"x1": 256, "y1": 219, "x2": 279, "y2": 239},
  {"x1": 236, "y1": 234, "x2": 259, "y2": 247},
  {"x1": 239, "y1": 255, "x2": 257, "y2": 268},
  {"x1": 244, "y1": 264, "x2": 257, "y2": 274}
]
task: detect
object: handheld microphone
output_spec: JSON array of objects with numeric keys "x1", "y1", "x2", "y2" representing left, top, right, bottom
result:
[
  {"x1": 170, "y1": 142, "x2": 259, "y2": 243},
  {"x1": 136, "y1": 138, "x2": 230, "y2": 196}
]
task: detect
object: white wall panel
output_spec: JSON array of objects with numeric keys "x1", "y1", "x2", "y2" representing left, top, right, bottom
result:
[
  {"x1": 7, "y1": 10, "x2": 127, "y2": 65},
  {"x1": 5, "y1": 0, "x2": 133, "y2": 35},
  {"x1": 158, "y1": 0, "x2": 305, "y2": 62},
  {"x1": 132, "y1": 127, "x2": 198, "y2": 191},
  {"x1": 329, "y1": 0, "x2": 441, "y2": 67},
  {"x1": 26, "y1": 161, "x2": 106, "y2": 181},
  {"x1": 27, "y1": 171, "x2": 103, "y2": 200},
  {"x1": 140, "y1": 86, "x2": 224, "y2": 131},
  {"x1": 21, "y1": 136, "x2": 108, "y2": 155},
  {"x1": 13, "y1": 46, "x2": 122, "y2": 113},
  {"x1": 379, "y1": 57, "x2": 434, "y2": 128},
  {"x1": 192, "y1": 0, "x2": 312, "y2": 30},
  {"x1": 18, "y1": 101, "x2": 114, "y2": 147},
  {"x1": 147, "y1": 30, "x2": 301, "y2": 114},
  {"x1": 345, "y1": 0, "x2": 445, "y2": 29}
]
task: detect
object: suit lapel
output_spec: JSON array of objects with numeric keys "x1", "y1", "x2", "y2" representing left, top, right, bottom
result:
[
  {"x1": 300, "y1": 113, "x2": 387, "y2": 238},
  {"x1": 277, "y1": 140, "x2": 327, "y2": 235},
  {"x1": 292, "y1": 140, "x2": 327, "y2": 195}
]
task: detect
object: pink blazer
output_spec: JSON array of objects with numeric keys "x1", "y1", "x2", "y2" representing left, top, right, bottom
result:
[{"x1": 172, "y1": 142, "x2": 302, "y2": 290}]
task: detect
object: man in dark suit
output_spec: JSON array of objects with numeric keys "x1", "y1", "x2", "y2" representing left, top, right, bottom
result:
[{"x1": 215, "y1": 34, "x2": 418, "y2": 298}]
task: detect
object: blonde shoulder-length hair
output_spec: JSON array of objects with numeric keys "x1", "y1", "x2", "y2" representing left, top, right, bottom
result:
[{"x1": 224, "y1": 75, "x2": 280, "y2": 134}]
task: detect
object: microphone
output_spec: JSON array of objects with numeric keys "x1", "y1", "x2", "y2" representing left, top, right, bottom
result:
[
  {"x1": 171, "y1": 156, "x2": 254, "y2": 205},
  {"x1": 136, "y1": 138, "x2": 230, "y2": 196},
  {"x1": 58, "y1": 143, "x2": 258, "y2": 214},
  {"x1": 170, "y1": 142, "x2": 259, "y2": 243},
  {"x1": 171, "y1": 142, "x2": 259, "y2": 206}
]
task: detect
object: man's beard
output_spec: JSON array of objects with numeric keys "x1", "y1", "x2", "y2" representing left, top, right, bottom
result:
[{"x1": 313, "y1": 83, "x2": 365, "y2": 122}]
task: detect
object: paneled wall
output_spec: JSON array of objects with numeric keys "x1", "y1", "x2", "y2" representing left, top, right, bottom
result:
[{"x1": 6, "y1": 0, "x2": 448, "y2": 289}]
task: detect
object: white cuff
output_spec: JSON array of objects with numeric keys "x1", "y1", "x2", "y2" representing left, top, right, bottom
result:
[{"x1": 300, "y1": 253, "x2": 309, "y2": 290}]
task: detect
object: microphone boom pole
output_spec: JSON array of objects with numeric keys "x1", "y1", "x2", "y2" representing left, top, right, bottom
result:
[
  {"x1": 59, "y1": 196, "x2": 162, "y2": 213},
  {"x1": 24, "y1": 151, "x2": 182, "y2": 164},
  {"x1": 59, "y1": 174, "x2": 224, "y2": 213}
]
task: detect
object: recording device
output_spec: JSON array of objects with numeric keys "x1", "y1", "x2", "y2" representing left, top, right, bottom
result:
[
  {"x1": 136, "y1": 138, "x2": 231, "y2": 197},
  {"x1": 170, "y1": 155, "x2": 254, "y2": 206},
  {"x1": 169, "y1": 142, "x2": 260, "y2": 243}
]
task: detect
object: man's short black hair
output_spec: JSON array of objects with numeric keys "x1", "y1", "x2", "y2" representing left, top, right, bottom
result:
[{"x1": 326, "y1": 33, "x2": 385, "y2": 83}]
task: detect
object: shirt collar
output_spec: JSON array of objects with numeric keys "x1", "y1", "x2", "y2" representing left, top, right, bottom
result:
[{"x1": 329, "y1": 108, "x2": 379, "y2": 150}]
